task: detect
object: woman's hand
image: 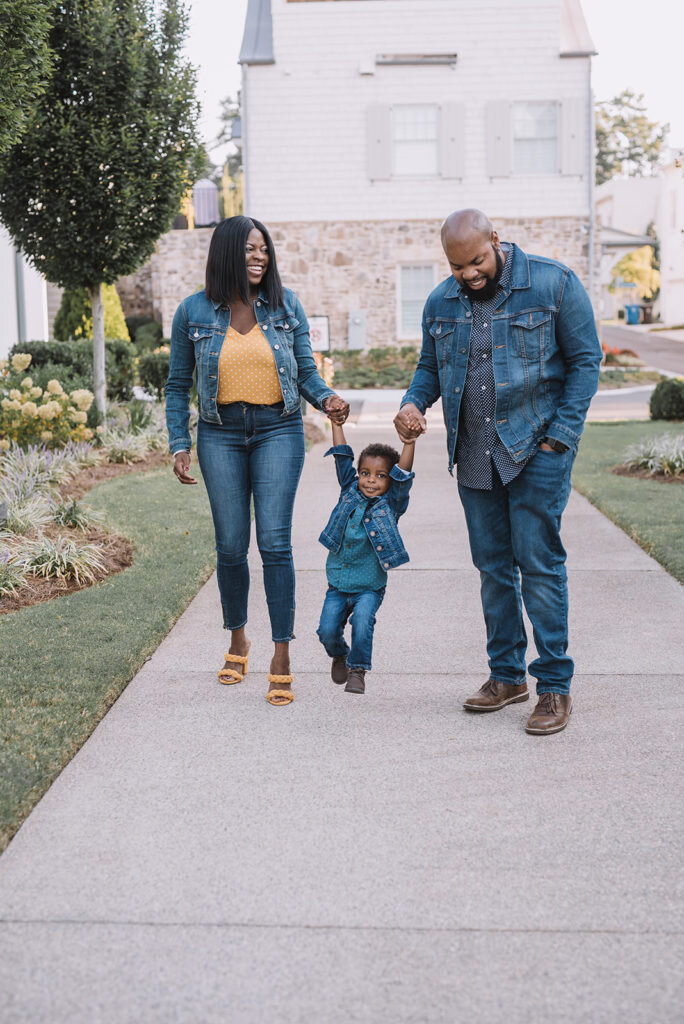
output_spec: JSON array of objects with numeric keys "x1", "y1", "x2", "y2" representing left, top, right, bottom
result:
[
  {"x1": 324, "y1": 394, "x2": 350, "y2": 425},
  {"x1": 173, "y1": 451, "x2": 197, "y2": 485}
]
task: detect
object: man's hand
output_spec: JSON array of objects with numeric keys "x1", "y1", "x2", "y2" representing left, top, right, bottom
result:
[
  {"x1": 394, "y1": 403, "x2": 427, "y2": 443},
  {"x1": 324, "y1": 394, "x2": 350, "y2": 425},
  {"x1": 173, "y1": 451, "x2": 197, "y2": 485}
]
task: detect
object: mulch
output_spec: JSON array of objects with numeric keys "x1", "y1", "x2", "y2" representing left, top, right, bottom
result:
[
  {"x1": 611, "y1": 465, "x2": 684, "y2": 485},
  {"x1": 1, "y1": 450, "x2": 171, "y2": 617}
]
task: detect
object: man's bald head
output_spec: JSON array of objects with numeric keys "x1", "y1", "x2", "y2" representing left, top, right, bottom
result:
[{"x1": 441, "y1": 209, "x2": 494, "y2": 247}]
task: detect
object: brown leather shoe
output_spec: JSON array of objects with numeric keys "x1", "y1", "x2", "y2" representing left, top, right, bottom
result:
[
  {"x1": 525, "y1": 693, "x2": 572, "y2": 735},
  {"x1": 331, "y1": 656, "x2": 348, "y2": 685},
  {"x1": 463, "y1": 677, "x2": 529, "y2": 711},
  {"x1": 345, "y1": 669, "x2": 365, "y2": 694}
]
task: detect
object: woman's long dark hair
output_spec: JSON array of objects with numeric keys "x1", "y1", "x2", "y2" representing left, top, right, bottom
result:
[{"x1": 204, "y1": 216, "x2": 284, "y2": 308}]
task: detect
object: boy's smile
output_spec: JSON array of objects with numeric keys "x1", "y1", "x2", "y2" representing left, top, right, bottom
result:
[{"x1": 358, "y1": 456, "x2": 392, "y2": 498}]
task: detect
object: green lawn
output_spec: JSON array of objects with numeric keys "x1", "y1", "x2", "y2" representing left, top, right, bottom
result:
[
  {"x1": 0, "y1": 465, "x2": 216, "y2": 852},
  {"x1": 573, "y1": 421, "x2": 684, "y2": 584}
]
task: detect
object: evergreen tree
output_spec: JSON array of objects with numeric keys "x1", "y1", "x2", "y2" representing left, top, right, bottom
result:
[
  {"x1": 596, "y1": 90, "x2": 668, "y2": 185},
  {"x1": 0, "y1": 0, "x2": 202, "y2": 414},
  {"x1": 0, "y1": 0, "x2": 54, "y2": 154},
  {"x1": 53, "y1": 285, "x2": 130, "y2": 342}
]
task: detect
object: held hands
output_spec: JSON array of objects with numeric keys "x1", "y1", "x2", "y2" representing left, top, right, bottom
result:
[
  {"x1": 173, "y1": 451, "x2": 197, "y2": 485},
  {"x1": 394, "y1": 403, "x2": 427, "y2": 443},
  {"x1": 324, "y1": 394, "x2": 350, "y2": 425}
]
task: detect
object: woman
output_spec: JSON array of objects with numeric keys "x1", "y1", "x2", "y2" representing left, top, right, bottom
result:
[{"x1": 166, "y1": 216, "x2": 349, "y2": 705}]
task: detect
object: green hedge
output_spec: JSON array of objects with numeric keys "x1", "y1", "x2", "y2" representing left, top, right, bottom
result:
[
  {"x1": 650, "y1": 378, "x2": 684, "y2": 421},
  {"x1": 331, "y1": 346, "x2": 419, "y2": 389},
  {"x1": 9, "y1": 339, "x2": 136, "y2": 401},
  {"x1": 138, "y1": 348, "x2": 170, "y2": 398}
]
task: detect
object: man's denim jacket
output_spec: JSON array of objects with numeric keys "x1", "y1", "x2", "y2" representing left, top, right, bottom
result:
[
  {"x1": 166, "y1": 287, "x2": 335, "y2": 453},
  {"x1": 319, "y1": 445, "x2": 414, "y2": 570},
  {"x1": 402, "y1": 244, "x2": 602, "y2": 473}
]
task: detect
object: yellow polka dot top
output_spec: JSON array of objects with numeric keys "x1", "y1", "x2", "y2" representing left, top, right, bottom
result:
[{"x1": 216, "y1": 323, "x2": 283, "y2": 405}]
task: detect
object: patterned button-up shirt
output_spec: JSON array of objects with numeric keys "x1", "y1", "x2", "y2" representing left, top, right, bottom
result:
[
  {"x1": 326, "y1": 500, "x2": 388, "y2": 593},
  {"x1": 456, "y1": 243, "x2": 532, "y2": 490}
]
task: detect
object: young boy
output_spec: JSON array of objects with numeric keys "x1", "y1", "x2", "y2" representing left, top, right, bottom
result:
[{"x1": 317, "y1": 419, "x2": 417, "y2": 694}]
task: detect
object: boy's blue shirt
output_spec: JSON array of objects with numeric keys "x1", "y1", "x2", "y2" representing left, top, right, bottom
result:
[{"x1": 318, "y1": 444, "x2": 414, "y2": 571}]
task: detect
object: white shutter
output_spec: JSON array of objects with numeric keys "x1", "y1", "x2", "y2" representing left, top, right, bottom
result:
[
  {"x1": 439, "y1": 103, "x2": 465, "y2": 179},
  {"x1": 486, "y1": 101, "x2": 512, "y2": 177},
  {"x1": 366, "y1": 104, "x2": 392, "y2": 181},
  {"x1": 561, "y1": 98, "x2": 586, "y2": 176}
]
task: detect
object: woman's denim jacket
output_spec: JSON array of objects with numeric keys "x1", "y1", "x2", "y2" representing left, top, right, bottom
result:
[
  {"x1": 402, "y1": 245, "x2": 602, "y2": 473},
  {"x1": 166, "y1": 287, "x2": 335, "y2": 453},
  {"x1": 319, "y1": 445, "x2": 414, "y2": 570}
]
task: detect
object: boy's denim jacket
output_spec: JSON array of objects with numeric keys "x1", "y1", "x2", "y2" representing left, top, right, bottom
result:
[
  {"x1": 318, "y1": 445, "x2": 414, "y2": 570},
  {"x1": 166, "y1": 287, "x2": 336, "y2": 453},
  {"x1": 401, "y1": 244, "x2": 602, "y2": 473}
]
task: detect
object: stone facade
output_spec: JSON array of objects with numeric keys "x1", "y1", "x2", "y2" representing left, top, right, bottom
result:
[{"x1": 116, "y1": 216, "x2": 596, "y2": 348}]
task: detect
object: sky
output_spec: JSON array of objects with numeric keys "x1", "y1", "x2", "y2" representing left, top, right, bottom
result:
[{"x1": 182, "y1": 0, "x2": 684, "y2": 161}]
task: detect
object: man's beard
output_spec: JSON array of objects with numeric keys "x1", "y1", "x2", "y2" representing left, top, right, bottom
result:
[{"x1": 461, "y1": 247, "x2": 504, "y2": 303}]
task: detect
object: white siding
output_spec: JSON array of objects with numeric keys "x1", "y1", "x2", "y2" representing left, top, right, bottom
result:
[{"x1": 244, "y1": 0, "x2": 592, "y2": 222}]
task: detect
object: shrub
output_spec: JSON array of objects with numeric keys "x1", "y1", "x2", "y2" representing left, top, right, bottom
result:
[
  {"x1": 0, "y1": 352, "x2": 96, "y2": 449},
  {"x1": 623, "y1": 433, "x2": 684, "y2": 477},
  {"x1": 53, "y1": 498, "x2": 104, "y2": 531},
  {"x1": 135, "y1": 321, "x2": 164, "y2": 351},
  {"x1": 53, "y1": 284, "x2": 130, "y2": 342},
  {"x1": 0, "y1": 553, "x2": 27, "y2": 597},
  {"x1": 649, "y1": 378, "x2": 684, "y2": 421},
  {"x1": 8, "y1": 339, "x2": 136, "y2": 401},
  {"x1": 330, "y1": 346, "x2": 419, "y2": 389},
  {"x1": 138, "y1": 346, "x2": 170, "y2": 399},
  {"x1": 23, "y1": 535, "x2": 105, "y2": 583}
]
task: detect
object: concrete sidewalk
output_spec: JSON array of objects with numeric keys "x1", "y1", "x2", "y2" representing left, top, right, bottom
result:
[{"x1": 0, "y1": 422, "x2": 682, "y2": 1023}]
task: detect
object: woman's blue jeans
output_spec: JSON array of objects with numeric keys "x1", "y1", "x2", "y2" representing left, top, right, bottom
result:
[
  {"x1": 317, "y1": 586, "x2": 386, "y2": 671},
  {"x1": 457, "y1": 448, "x2": 576, "y2": 695},
  {"x1": 197, "y1": 402, "x2": 305, "y2": 642}
]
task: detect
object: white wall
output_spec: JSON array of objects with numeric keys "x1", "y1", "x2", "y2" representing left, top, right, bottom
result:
[
  {"x1": 245, "y1": 0, "x2": 592, "y2": 223},
  {"x1": 658, "y1": 161, "x2": 684, "y2": 324},
  {"x1": 0, "y1": 227, "x2": 49, "y2": 359},
  {"x1": 595, "y1": 178, "x2": 660, "y2": 234}
]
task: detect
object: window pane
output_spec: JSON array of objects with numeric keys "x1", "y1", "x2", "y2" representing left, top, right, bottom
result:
[
  {"x1": 401, "y1": 265, "x2": 434, "y2": 335},
  {"x1": 392, "y1": 105, "x2": 439, "y2": 176},
  {"x1": 513, "y1": 102, "x2": 557, "y2": 173}
]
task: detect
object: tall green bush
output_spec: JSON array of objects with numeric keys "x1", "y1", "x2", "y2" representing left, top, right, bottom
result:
[
  {"x1": 138, "y1": 348, "x2": 170, "y2": 399},
  {"x1": 53, "y1": 284, "x2": 130, "y2": 342},
  {"x1": 649, "y1": 378, "x2": 684, "y2": 421}
]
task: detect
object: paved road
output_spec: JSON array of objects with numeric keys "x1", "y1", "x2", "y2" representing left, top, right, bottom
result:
[
  {"x1": 0, "y1": 423, "x2": 682, "y2": 1023},
  {"x1": 600, "y1": 323, "x2": 684, "y2": 376}
]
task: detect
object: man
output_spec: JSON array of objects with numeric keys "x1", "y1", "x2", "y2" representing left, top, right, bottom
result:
[{"x1": 395, "y1": 209, "x2": 601, "y2": 735}]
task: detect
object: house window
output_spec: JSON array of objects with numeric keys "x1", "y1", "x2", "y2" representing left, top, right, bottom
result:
[
  {"x1": 392, "y1": 105, "x2": 439, "y2": 176},
  {"x1": 513, "y1": 102, "x2": 558, "y2": 174},
  {"x1": 399, "y1": 265, "x2": 435, "y2": 337}
]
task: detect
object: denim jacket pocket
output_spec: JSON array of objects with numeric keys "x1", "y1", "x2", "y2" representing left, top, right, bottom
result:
[
  {"x1": 511, "y1": 312, "x2": 552, "y2": 363},
  {"x1": 272, "y1": 317, "x2": 299, "y2": 346}
]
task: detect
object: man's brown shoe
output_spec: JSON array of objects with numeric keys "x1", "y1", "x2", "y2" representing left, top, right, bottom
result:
[
  {"x1": 463, "y1": 677, "x2": 529, "y2": 712},
  {"x1": 525, "y1": 693, "x2": 572, "y2": 735}
]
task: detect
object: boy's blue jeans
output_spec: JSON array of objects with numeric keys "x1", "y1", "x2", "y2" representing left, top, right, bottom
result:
[
  {"x1": 457, "y1": 448, "x2": 576, "y2": 696},
  {"x1": 317, "y1": 585, "x2": 386, "y2": 671},
  {"x1": 197, "y1": 402, "x2": 305, "y2": 642}
]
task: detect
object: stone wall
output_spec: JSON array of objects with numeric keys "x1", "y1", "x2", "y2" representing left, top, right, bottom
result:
[{"x1": 116, "y1": 217, "x2": 597, "y2": 345}]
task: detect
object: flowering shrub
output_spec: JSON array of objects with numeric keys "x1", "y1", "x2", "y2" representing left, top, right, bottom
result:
[{"x1": 0, "y1": 353, "x2": 95, "y2": 449}]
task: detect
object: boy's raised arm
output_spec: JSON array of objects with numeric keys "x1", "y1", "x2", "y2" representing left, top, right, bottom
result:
[
  {"x1": 331, "y1": 420, "x2": 347, "y2": 447},
  {"x1": 398, "y1": 439, "x2": 415, "y2": 473}
]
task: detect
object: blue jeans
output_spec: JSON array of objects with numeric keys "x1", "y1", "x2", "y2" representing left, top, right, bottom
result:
[
  {"x1": 317, "y1": 586, "x2": 386, "y2": 671},
  {"x1": 457, "y1": 448, "x2": 576, "y2": 695},
  {"x1": 197, "y1": 402, "x2": 305, "y2": 642}
]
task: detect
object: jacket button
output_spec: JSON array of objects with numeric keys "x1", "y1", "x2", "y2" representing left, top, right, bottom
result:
[
  {"x1": 376, "y1": 544, "x2": 382, "y2": 550},
  {"x1": 384, "y1": 563, "x2": 389, "y2": 569},
  {"x1": 461, "y1": 348, "x2": 466, "y2": 353},
  {"x1": 364, "y1": 518, "x2": 370, "y2": 523},
  {"x1": 279, "y1": 367, "x2": 284, "y2": 373},
  {"x1": 454, "y1": 386, "x2": 460, "y2": 393},
  {"x1": 370, "y1": 530, "x2": 376, "y2": 536},
  {"x1": 466, "y1": 312, "x2": 471, "y2": 318},
  {"x1": 274, "y1": 344, "x2": 279, "y2": 350}
]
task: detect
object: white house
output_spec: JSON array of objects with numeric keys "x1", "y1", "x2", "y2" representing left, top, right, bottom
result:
[
  {"x1": 594, "y1": 177, "x2": 658, "y2": 320},
  {"x1": 238, "y1": 0, "x2": 597, "y2": 348},
  {"x1": 657, "y1": 155, "x2": 684, "y2": 325},
  {"x1": 0, "y1": 228, "x2": 49, "y2": 359}
]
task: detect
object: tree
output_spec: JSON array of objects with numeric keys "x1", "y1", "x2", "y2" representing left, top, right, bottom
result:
[
  {"x1": 0, "y1": 0, "x2": 54, "y2": 154},
  {"x1": 596, "y1": 90, "x2": 668, "y2": 185},
  {"x1": 0, "y1": 0, "x2": 202, "y2": 414},
  {"x1": 610, "y1": 246, "x2": 660, "y2": 300},
  {"x1": 53, "y1": 284, "x2": 130, "y2": 342}
]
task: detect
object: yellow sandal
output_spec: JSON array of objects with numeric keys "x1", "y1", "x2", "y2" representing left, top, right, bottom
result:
[
  {"x1": 266, "y1": 673, "x2": 294, "y2": 705},
  {"x1": 217, "y1": 652, "x2": 249, "y2": 685}
]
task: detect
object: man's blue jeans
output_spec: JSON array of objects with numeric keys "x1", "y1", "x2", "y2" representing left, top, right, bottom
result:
[
  {"x1": 197, "y1": 402, "x2": 305, "y2": 642},
  {"x1": 457, "y1": 448, "x2": 576, "y2": 695},
  {"x1": 317, "y1": 586, "x2": 386, "y2": 671}
]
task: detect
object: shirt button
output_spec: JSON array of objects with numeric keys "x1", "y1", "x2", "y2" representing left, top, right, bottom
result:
[
  {"x1": 485, "y1": 417, "x2": 491, "y2": 423},
  {"x1": 485, "y1": 450, "x2": 490, "y2": 455},
  {"x1": 481, "y1": 385, "x2": 486, "y2": 391},
  {"x1": 483, "y1": 322, "x2": 488, "y2": 328},
  {"x1": 482, "y1": 353, "x2": 487, "y2": 359}
]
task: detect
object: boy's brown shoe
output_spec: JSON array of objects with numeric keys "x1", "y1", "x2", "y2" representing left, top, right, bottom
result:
[
  {"x1": 525, "y1": 693, "x2": 572, "y2": 735},
  {"x1": 345, "y1": 669, "x2": 365, "y2": 694},
  {"x1": 331, "y1": 657, "x2": 348, "y2": 685},
  {"x1": 463, "y1": 677, "x2": 529, "y2": 711}
]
